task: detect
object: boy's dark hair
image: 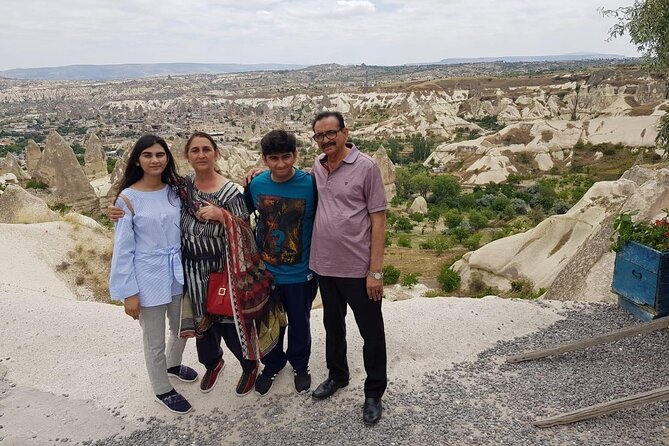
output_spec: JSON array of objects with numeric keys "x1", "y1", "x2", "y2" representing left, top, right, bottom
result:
[
  {"x1": 260, "y1": 129, "x2": 297, "y2": 156},
  {"x1": 312, "y1": 111, "x2": 345, "y2": 131}
]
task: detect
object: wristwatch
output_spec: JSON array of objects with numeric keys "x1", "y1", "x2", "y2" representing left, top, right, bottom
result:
[{"x1": 368, "y1": 271, "x2": 383, "y2": 280}]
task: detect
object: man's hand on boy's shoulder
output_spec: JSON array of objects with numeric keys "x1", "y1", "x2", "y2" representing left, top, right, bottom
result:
[{"x1": 243, "y1": 167, "x2": 267, "y2": 187}]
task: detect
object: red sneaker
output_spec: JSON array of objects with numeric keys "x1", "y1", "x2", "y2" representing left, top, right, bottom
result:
[
  {"x1": 200, "y1": 359, "x2": 225, "y2": 393},
  {"x1": 235, "y1": 365, "x2": 258, "y2": 396}
]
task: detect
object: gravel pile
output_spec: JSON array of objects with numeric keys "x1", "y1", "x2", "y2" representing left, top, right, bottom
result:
[{"x1": 89, "y1": 302, "x2": 669, "y2": 446}]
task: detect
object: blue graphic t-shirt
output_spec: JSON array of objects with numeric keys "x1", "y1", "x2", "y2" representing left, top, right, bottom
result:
[{"x1": 244, "y1": 169, "x2": 316, "y2": 284}]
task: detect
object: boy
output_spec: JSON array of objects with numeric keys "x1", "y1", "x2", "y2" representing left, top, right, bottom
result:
[{"x1": 244, "y1": 129, "x2": 317, "y2": 395}]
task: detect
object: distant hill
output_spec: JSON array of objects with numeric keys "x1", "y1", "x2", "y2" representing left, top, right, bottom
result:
[
  {"x1": 0, "y1": 63, "x2": 307, "y2": 81},
  {"x1": 414, "y1": 53, "x2": 633, "y2": 65}
]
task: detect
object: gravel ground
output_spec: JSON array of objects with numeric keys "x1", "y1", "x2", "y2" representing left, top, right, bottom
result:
[{"x1": 87, "y1": 301, "x2": 669, "y2": 446}]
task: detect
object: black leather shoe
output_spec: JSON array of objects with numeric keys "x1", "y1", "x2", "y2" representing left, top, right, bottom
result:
[
  {"x1": 311, "y1": 378, "x2": 348, "y2": 400},
  {"x1": 363, "y1": 397, "x2": 382, "y2": 426}
]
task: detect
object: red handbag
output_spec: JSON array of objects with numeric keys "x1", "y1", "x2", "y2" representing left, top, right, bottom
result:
[{"x1": 207, "y1": 270, "x2": 233, "y2": 316}]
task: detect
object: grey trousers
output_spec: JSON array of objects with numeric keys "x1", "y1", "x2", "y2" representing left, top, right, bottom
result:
[{"x1": 138, "y1": 294, "x2": 186, "y2": 395}]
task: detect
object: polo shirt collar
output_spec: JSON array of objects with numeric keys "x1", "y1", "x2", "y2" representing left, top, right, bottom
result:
[
  {"x1": 342, "y1": 143, "x2": 360, "y2": 164},
  {"x1": 319, "y1": 143, "x2": 359, "y2": 167}
]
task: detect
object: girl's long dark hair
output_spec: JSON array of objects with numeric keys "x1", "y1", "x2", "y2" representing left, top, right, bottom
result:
[{"x1": 114, "y1": 134, "x2": 181, "y2": 204}]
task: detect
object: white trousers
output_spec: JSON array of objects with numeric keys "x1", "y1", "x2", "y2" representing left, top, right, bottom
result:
[{"x1": 138, "y1": 294, "x2": 186, "y2": 395}]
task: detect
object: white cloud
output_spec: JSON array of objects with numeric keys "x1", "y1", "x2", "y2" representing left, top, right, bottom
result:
[{"x1": 0, "y1": 0, "x2": 639, "y2": 70}]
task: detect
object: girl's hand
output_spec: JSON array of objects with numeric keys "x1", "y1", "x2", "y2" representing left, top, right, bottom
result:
[{"x1": 124, "y1": 295, "x2": 140, "y2": 320}]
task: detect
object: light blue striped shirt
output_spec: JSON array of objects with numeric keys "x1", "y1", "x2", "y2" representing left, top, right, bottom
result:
[{"x1": 109, "y1": 186, "x2": 184, "y2": 307}]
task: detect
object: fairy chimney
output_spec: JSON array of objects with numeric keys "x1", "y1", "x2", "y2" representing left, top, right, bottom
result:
[
  {"x1": 372, "y1": 145, "x2": 397, "y2": 200},
  {"x1": 0, "y1": 152, "x2": 30, "y2": 182},
  {"x1": 24, "y1": 139, "x2": 42, "y2": 175},
  {"x1": 83, "y1": 133, "x2": 107, "y2": 179},
  {"x1": 33, "y1": 130, "x2": 98, "y2": 212}
]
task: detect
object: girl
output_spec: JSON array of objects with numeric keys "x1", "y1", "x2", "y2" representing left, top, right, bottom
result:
[
  {"x1": 109, "y1": 132, "x2": 282, "y2": 398},
  {"x1": 109, "y1": 134, "x2": 196, "y2": 415}
]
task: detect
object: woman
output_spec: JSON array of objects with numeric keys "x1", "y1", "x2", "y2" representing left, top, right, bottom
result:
[
  {"x1": 178, "y1": 131, "x2": 265, "y2": 397},
  {"x1": 109, "y1": 131, "x2": 282, "y2": 397},
  {"x1": 109, "y1": 134, "x2": 197, "y2": 415}
]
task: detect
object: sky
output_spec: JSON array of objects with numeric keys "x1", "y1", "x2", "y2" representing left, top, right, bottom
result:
[{"x1": 0, "y1": 0, "x2": 640, "y2": 71}]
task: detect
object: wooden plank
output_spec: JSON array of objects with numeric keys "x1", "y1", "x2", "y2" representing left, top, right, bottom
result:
[
  {"x1": 534, "y1": 386, "x2": 669, "y2": 428},
  {"x1": 506, "y1": 316, "x2": 669, "y2": 364}
]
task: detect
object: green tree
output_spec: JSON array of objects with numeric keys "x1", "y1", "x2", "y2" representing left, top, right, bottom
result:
[
  {"x1": 437, "y1": 265, "x2": 461, "y2": 292},
  {"x1": 443, "y1": 209, "x2": 463, "y2": 228},
  {"x1": 411, "y1": 173, "x2": 433, "y2": 198},
  {"x1": 602, "y1": 0, "x2": 669, "y2": 149},
  {"x1": 409, "y1": 134, "x2": 434, "y2": 162},
  {"x1": 383, "y1": 265, "x2": 401, "y2": 285},
  {"x1": 430, "y1": 175, "x2": 461, "y2": 206},
  {"x1": 395, "y1": 168, "x2": 413, "y2": 199}
]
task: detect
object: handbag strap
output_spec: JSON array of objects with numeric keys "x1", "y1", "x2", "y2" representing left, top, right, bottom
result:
[{"x1": 118, "y1": 193, "x2": 135, "y2": 216}]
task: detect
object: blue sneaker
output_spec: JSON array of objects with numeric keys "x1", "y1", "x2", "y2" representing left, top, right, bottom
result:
[
  {"x1": 155, "y1": 389, "x2": 192, "y2": 415},
  {"x1": 167, "y1": 365, "x2": 199, "y2": 383}
]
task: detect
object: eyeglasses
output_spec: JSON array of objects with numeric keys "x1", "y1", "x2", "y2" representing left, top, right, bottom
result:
[{"x1": 312, "y1": 129, "x2": 341, "y2": 142}]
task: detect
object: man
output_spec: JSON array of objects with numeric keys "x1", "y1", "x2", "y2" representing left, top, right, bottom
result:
[
  {"x1": 244, "y1": 129, "x2": 318, "y2": 396},
  {"x1": 309, "y1": 111, "x2": 387, "y2": 426}
]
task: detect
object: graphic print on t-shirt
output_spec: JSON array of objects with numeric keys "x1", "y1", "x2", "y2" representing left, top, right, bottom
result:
[{"x1": 257, "y1": 194, "x2": 305, "y2": 265}]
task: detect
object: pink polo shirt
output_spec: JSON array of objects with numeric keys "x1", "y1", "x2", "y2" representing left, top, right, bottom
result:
[{"x1": 309, "y1": 144, "x2": 387, "y2": 278}]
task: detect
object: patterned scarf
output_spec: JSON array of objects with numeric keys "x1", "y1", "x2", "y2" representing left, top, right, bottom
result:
[{"x1": 177, "y1": 176, "x2": 285, "y2": 360}]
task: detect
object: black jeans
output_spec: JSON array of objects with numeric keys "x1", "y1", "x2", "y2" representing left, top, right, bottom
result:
[
  {"x1": 196, "y1": 322, "x2": 257, "y2": 373},
  {"x1": 318, "y1": 275, "x2": 387, "y2": 398},
  {"x1": 261, "y1": 278, "x2": 318, "y2": 375}
]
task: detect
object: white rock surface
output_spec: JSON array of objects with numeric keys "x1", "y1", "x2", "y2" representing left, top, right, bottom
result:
[
  {"x1": 454, "y1": 166, "x2": 669, "y2": 302},
  {"x1": 0, "y1": 184, "x2": 59, "y2": 224},
  {"x1": 409, "y1": 196, "x2": 428, "y2": 214}
]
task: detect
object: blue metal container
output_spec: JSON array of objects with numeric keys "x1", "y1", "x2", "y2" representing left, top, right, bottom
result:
[{"x1": 612, "y1": 241, "x2": 669, "y2": 321}]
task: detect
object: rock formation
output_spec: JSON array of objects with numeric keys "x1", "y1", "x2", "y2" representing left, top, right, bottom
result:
[
  {"x1": 169, "y1": 136, "x2": 194, "y2": 176},
  {"x1": 0, "y1": 173, "x2": 18, "y2": 185},
  {"x1": 100, "y1": 142, "x2": 133, "y2": 208},
  {"x1": 426, "y1": 114, "x2": 665, "y2": 184},
  {"x1": 33, "y1": 130, "x2": 98, "y2": 213},
  {"x1": 452, "y1": 166, "x2": 669, "y2": 302},
  {"x1": 83, "y1": 133, "x2": 107, "y2": 179},
  {"x1": 409, "y1": 196, "x2": 428, "y2": 214},
  {"x1": 216, "y1": 145, "x2": 260, "y2": 184},
  {"x1": 0, "y1": 153, "x2": 30, "y2": 182},
  {"x1": 372, "y1": 146, "x2": 397, "y2": 200},
  {"x1": 0, "y1": 184, "x2": 59, "y2": 224},
  {"x1": 24, "y1": 140, "x2": 42, "y2": 174}
]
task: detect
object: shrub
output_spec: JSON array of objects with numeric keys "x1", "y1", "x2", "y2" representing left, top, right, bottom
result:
[
  {"x1": 384, "y1": 231, "x2": 393, "y2": 247},
  {"x1": 505, "y1": 280, "x2": 545, "y2": 300},
  {"x1": 382, "y1": 265, "x2": 400, "y2": 285},
  {"x1": 26, "y1": 179, "x2": 49, "y2": 190},
  {"x1": 401, "y1": 273, "x2": 420, "y2": 288},
  {"x1": 468, "y1": 210, "x2": 488, "y2": 230},
  {"x1": 510, "y1": 198, "x2": 529, "y2": 215},
  {"x1": 397, "y1": 235, "x2": 412, "y2": 248},
  {"x1": 409, "y1": 212, "x2": 425, "y2": 222},
  {"x1": 444, "y1": 209, "x2": 463, "y2": 228},
  {"x1": 463, "y1": 233, "x2": 483, "y2": 250},
  {"x1": 107, "y1": 158, "x2": 117, "y2": 174},
  {"x1": 550, "y1": 200, "x2": 571, "y2": 215},
  {"x1": 393, "y1": 216, "x2": 414, "y2": 232},
  {"x1": 437, "y1": 264, "x2": 461, "y2": 292},
  {"x1": 49, "y1": 203, "x2": 72, "y2": 214},
  {"x1": 419, "y1": 239, "x2": 434, "y2": 249}
]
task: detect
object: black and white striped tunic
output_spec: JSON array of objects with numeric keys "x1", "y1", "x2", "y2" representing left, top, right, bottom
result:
[{"x1": 181, "y1": 178, "x2": 249, "y2": 320}]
